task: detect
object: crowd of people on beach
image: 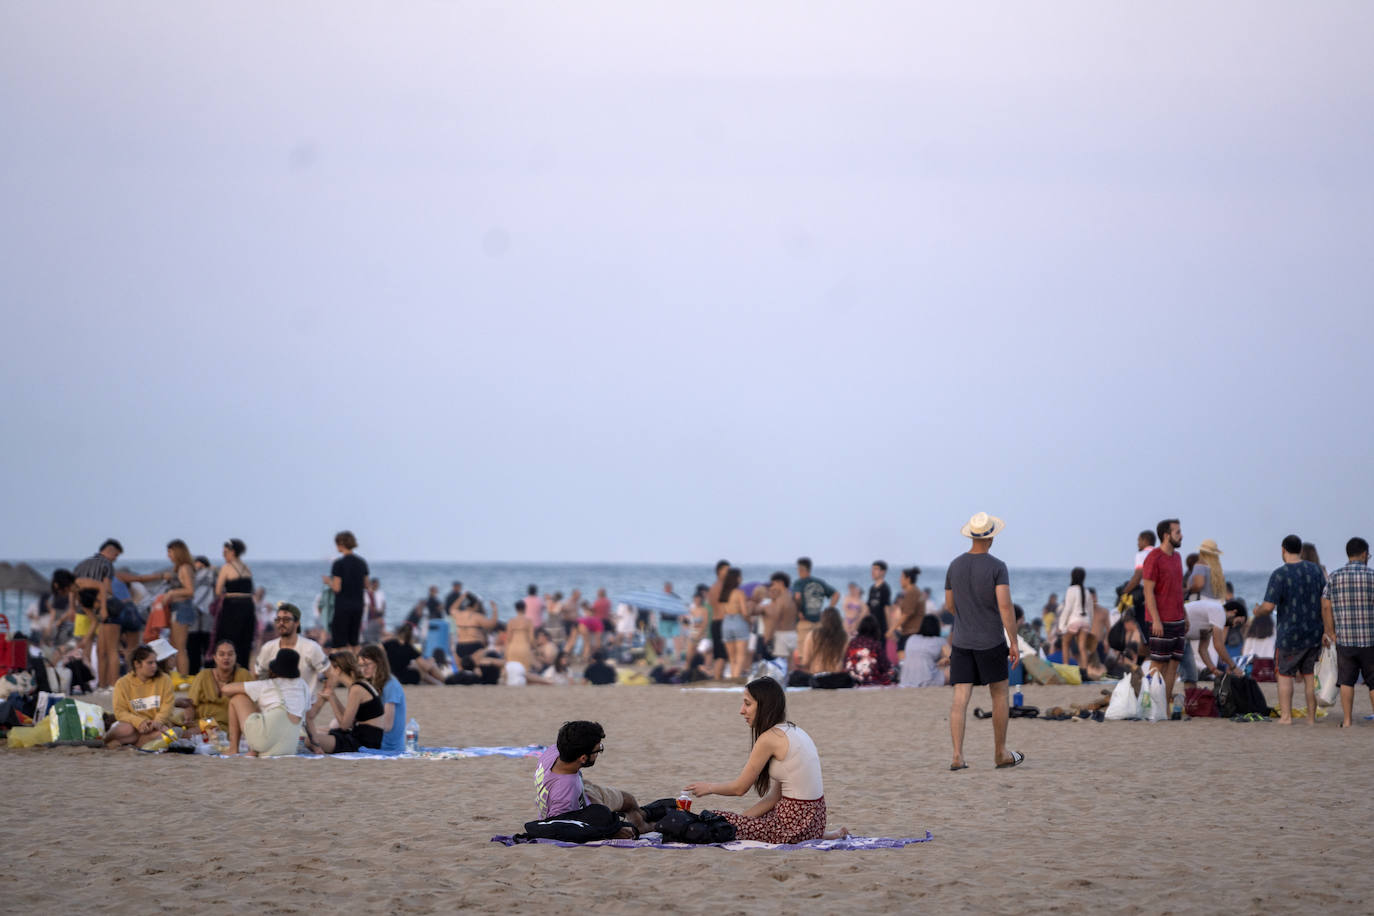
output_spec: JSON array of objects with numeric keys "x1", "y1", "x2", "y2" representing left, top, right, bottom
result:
[{"x1": 4, "y1": 513, "x2": 1372, "y2": 844}]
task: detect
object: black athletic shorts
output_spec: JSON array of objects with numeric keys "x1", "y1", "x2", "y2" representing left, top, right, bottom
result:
[
  {"x1": 950, "y1": 644, "x2": 1008, "y2": 686},
  {"x1": 709, "y1": 620, "x2": 727, "y2": 661},
  {"x1": 1276, "y1": 646, "x2": 1320, "y2": 677},
  {"x1": 1337, "y1": 645, "x2": 1374, "y2": 687}
]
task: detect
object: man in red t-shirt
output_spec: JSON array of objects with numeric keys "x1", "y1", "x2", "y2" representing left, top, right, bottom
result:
[{"x1": 1142, "y1": 517, "x2": 1186, "y2": 711}]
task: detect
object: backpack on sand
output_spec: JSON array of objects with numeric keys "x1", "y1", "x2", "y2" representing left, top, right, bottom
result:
[
  {"x1": 655, "y1": 808, "x2": 737, "y2": 844},
  {"x1": 515, "y1": 804, "x2": 631, "y2": 844}
]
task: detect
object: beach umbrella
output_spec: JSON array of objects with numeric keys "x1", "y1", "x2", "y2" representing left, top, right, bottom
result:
[
  {"x1": 0, "y1": 563, "x2": 50, "y2": 617},
  {"x1": 741, "y1": 581, "x2": 766, "y2": 598},
  {"x1": 611, "y1": 588, "x2": 688, "y2": 618}
]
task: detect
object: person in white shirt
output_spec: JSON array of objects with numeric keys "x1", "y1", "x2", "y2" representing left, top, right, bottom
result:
[
  {"x1": 1185, "y1": 597, "x2": 1243, "y2": 679},
  {"x1": 254, "y1": 603, "x2": 328, "y2": 698},
  {"x1": 1118, "y1": 530, "x2": 1158, "y2": 648},
  {"x1": 1054, "y1": 568, "x2": 1093, "y2": 669}
]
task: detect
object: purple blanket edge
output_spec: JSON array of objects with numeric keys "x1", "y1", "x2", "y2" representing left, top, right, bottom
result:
[{"x1": 490, "y1": 831, "x2": 934, "y2": 850}]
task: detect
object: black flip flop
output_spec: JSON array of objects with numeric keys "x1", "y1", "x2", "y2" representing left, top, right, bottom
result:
[
  {"x1": 973, "y1": 708, "x2": 990, "y2": 719},
  {"x1": 949, "y1": 762, "x2": 968, "y2": 771},
  {"x1": 995, "y1": 750, "x2": 1026, "y2": 769}
]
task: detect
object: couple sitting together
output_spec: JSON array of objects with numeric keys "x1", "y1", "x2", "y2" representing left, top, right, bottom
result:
[{"x1": 533, "y1": 677, "x2": 848, "y2": 844}]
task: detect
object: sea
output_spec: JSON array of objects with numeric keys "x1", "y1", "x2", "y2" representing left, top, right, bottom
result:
[{"x1": 5, "y1": 559, "x2": 1276, "y2": 629}]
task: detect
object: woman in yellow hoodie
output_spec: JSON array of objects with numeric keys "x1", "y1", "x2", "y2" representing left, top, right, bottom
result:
[{"x1": 106, "y1": 645, "x2": 175, "y2": 746}]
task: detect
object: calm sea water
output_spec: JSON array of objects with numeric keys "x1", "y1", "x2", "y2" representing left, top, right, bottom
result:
[{"x1": 8, "y1": 559, "x2": 1275, "y2": 629}]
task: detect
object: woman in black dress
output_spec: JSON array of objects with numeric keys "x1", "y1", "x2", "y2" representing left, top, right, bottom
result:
[{"x1": 214, "y1": 538, "x2": 255, "y2": 667}]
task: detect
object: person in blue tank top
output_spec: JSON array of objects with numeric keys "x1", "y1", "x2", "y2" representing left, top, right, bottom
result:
[{"x1": 359, "y1": 644, "x2": 407, "y2": 753}]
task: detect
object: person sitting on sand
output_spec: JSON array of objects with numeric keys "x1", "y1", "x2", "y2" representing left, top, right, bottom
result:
[
  {"x1": 844, "y1": 615, "x2": 893, "y2": 686},
  {"x1": 304, "y1": 651, "x2": 386, "y2": 753},
  {"x1": 452, "y1": 599, "x2": 498, "y2": 665},
  {"x1": 684, "y1": 677, "x2": 847, "y2": 843},
  {"x1": 358, "y1": 645, "x2": 406, "y2": 753},
  {"x1": 900, "y1": 614, "x2": 950, "y2": 687},
  {"x1": 539, "y1": 650, "x2": 573, "y2": 685},
  {"x1": 186, "y1": 640, "x2": 252, "y2": 731},
  {"x1": 254, "y1": 603, "x2": 328, "y2": 698},
  {"x1": 222, "y1": 648, "x2": 309, "y2": 756},
  {"x1": 105, "y1": 644, "x2": 175, "y2": 746},
  {"x1": 800, "y1": 608, "x2": 852, "y2": 688},
  {"x1": 583, "y1": 649, "x2": 617, "y2": 685},
  {"x1": 534, "y1": 720, "x2": 650, "y2": 837}
]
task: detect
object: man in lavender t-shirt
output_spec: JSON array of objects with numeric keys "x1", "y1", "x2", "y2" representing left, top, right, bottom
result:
[{"x1": 533, "y1": 720, "x2": 647, "y2": 836}]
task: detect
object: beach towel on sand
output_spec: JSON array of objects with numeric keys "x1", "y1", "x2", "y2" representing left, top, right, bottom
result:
[
  {"x1": 491, "y1": 831, "x2": 934, "y2": 851},
  {"x1": 300, "y1": 744, "x2": 544, "y2": 760},
  {"x1": 195, "y1": 744, "x2": 545, "y2": 760}
]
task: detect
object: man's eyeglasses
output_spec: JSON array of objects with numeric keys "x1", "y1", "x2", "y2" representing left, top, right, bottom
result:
[
  {"x1": 274, "y1": 616, "x2": 296, "y2": 623},
  {"x1": 588, "y1": 745, "x2": 604, "y2": 756}
]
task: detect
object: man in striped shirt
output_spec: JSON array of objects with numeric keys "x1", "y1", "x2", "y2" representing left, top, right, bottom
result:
[{"x1": 1322, "y1": 536, "x2": 1374, "y2": 728}]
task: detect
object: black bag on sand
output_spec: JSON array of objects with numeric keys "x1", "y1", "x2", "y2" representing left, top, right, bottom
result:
[
  {"x1": 1216, "y1": 673, "x2": 1271, "y2": 718},
  {"x1": 655, "y1": 808, "x2": 736, "y2": 844},
  {"x1": 640, "y1": 797, "x2": 679, "y2": 822},
  {"x1": 515, "y1": 804, "x2": 632, "y2": 844}
]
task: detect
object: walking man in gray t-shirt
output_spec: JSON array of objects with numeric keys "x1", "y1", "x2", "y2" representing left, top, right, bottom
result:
[{"x1": 945, "y1": 512, "x2": 1024, "y2": 771}]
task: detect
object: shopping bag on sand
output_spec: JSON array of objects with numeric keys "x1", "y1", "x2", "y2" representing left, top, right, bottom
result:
[
  {"x1": 1104, "y1": 675, "x2": 1141, "y2": 720},
  {"x1": 1140, "y1": 673, "x2": 1168, "y2": 722},
  {"x1": 1315, "y1": 646, "x2": 1338, "y2": 707},
  {"x1": 1051, "y1": 663, "x2": 1082, "y2": 685},
  {"x1": 1022, "y1": 655, "x2": 1064, "y2": 685}
]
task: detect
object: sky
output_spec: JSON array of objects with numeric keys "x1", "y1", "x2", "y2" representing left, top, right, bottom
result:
[{"x1": 2, "y1": 2, "x2": 1372, "y2": 571}]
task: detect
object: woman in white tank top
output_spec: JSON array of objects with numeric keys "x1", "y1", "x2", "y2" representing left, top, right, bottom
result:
[{"x1": 684, "y1": 677, "x2": 848, "y2": 843}]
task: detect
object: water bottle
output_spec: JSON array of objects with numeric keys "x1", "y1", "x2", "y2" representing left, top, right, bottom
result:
[
  {"x1": 1012, "y1": 683, "x2": 1023, "y2": 708},
  {"x1": 405, "y1": 718, "x2": 419, "y2": 753},
  {"x1": 1172, "y1": 694, "x2": 1184, "y2": 720}
]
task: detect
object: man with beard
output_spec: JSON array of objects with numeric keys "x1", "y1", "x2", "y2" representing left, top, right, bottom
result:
[
  {"x1": 254, "y1": 602, "x2": 329, "y2": 698},
  {"x1": 1142, "y1": 518, "x2": 1187, "y2": 713},
  {"x1": 533, "y1": 720, "x2": 649, "y2": 837}
]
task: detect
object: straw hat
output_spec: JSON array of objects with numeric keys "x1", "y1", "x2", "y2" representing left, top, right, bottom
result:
[
  {"x1": 1198, "y1": 538, "x2": 1223, "y2": 556},
  {"x1": 960, "y1": 511, "x2": 1005, "y2": 539}
]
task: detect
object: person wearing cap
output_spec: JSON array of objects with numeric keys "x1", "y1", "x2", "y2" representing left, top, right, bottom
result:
[
  {"x1": 223, "y1": 648, "x2": 310, "y2": 756},
  {"x1": 105, "y1": 643, "x2": 176, "y2": 746},
  {"x1": 254, "y1": 602, "x2": 329, "y2": 697},
  {"x1": 945, "y1": 512, "x2": 1023, "y2": 771}
]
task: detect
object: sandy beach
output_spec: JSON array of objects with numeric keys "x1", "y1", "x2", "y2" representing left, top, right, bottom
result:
[{"x1": 5, "y1": 680, "x2": 1371, "y2": 915}]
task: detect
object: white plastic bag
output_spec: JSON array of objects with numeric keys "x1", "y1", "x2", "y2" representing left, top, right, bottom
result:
[
  {"x1": 1140, "y1": 673, "x2": 1169, "y2": 722},
  {"x1": 1104, "y1": 675, "x2": 1141, "y2": 720},
  {"x1": 1315, "y1": 645, "x2": 1338, "y2": 707}
]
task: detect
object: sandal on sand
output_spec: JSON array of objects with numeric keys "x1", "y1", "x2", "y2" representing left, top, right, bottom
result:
[
  {"x1": 949, "y1": 762, "x2": 969, "y2": 771},
  {"x1": 973, "y1": 708, "x2": 990, "y2": 719},
  {"x1": 995, "y1": 751, "x2": 1026, "y2": 769}
]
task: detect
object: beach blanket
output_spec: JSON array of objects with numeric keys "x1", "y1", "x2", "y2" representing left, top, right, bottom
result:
[
  {"x1": 680, "y1": 686, "x2": 811, "y2": 694},
  {"x1": 190, "y1": 744, "x2": 546, "y2": 760},
  {"x1": 300, "y1": 744, "x2": 544, "y2": 760},
  {"x1": 491, "y1": 831, "x2": 934, "y2": 851}
]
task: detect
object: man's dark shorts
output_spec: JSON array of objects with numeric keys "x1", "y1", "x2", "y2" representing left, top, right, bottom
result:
[
  {"x1": 1336, "y1": 645, "x2": 1374, "y2": 687},
  {"x1": 1148, "y1": 620, "x2": 1187, "y2": 663},
  {"x1": 1275, "y1": 646, "x2": 1320, "y2": 677},
  {"x1": 950, "y1": 645, "x2": 1008, "y2": 686}
]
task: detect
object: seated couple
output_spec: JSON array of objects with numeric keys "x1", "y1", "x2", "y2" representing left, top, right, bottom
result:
[{"x1": 535, "y1": 678, "x2": 848, "y2": 844}]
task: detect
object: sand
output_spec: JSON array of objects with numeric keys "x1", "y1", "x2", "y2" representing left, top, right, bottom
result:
[{"x1": 4, "y1": 679, "x2": 1372, "y2": 915}]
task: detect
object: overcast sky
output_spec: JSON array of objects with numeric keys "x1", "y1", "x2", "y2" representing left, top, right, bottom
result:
[{"x1": 2, "y1": 2, "x2": 1371, "y2": 571}]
